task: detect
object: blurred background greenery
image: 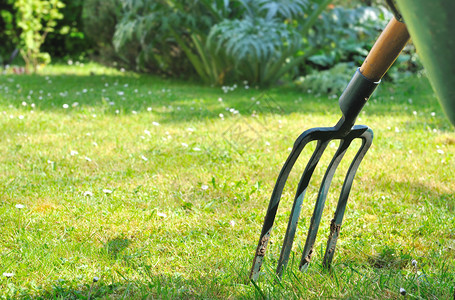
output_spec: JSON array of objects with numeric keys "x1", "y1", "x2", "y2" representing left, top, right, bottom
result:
[{"x1": 0, "y1": 0, "x2": 421, "y2": 88}]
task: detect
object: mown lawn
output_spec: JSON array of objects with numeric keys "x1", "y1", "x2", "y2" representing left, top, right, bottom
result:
[{"x1": 0, "y1": 63, "x2": 454, "y2": 299}]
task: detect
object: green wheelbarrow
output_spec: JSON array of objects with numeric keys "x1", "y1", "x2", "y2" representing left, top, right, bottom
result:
[
  {"x1": 395, "y1": 0, "x2": 455, "y2": 125},
  {"x1": 250, "y1": 1, "x2": 455, "y2": 281}
]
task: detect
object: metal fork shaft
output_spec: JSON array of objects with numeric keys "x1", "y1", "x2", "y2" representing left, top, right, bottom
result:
[
  {"x1": 299, "y1": 137, "x2": 353, "y2": 271},
  {"x1": 250, "y1": 128, "x2": 325, "y2": 281},
  {"x1": 276, "y1": 140, "x2": 330, "y2": 276},
  {"x1": 323, "y1": 129, "x2": 373, "y2": 268}
]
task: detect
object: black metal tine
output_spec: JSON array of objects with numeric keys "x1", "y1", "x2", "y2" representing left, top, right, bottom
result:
[
  {"x1": 276, "y1": 139, "x2": 330, "y2": 277},
  {"x1": 250, "y1": 125, "x2": 371, "y2": 281},
  {"x1": 299, "y1": 137, "x2": 354, "y2": 272},
  {"x1": 250, "y1": 129, "x2": 323, "y2": 281},
  {"x1": 323, "y1": 128, "x2": 373, "y2": 268}
]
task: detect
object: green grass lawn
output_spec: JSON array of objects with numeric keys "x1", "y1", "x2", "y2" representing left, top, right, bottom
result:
[{"x1": 0, "y1": 63, "x2": 454, "y2": 299}]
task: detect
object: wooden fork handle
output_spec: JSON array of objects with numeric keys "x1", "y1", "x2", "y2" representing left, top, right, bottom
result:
[{"x1": 360, "y1": 17, "x2": 410, "y2": 82}]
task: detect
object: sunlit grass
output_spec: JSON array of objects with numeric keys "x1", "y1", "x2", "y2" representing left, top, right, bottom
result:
[{"x1": 0, "y1": 63, "x2": 454, "y2": 298}]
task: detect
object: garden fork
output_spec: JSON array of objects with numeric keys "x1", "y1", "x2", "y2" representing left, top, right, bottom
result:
[{"x1": 250, "y1": 17, "x2": 410, "y2": 281}]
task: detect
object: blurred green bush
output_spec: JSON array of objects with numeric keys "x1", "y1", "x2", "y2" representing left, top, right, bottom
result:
[
  {"x1": 206, "y1": 0, "x2": 331, "y2": 86},
  {"x1": 306, "y1": 6, "x2": 391, "y2": 69},
  {"x1": 42, "y1": 0, "x2": 93, "y2": 59},
  {"x1": 0, "y1": 0, "x2": 421, "y2": 87},
  {"x1": 295, "y1": 62, "x2": 355, "y2": 95},
  {"x1": 110, "y1": 0, "x2": 215, "y2": 79},
  {"x1": 0, "y1": 1, "x2": 18, "y2": 65},
  {"x1": 5, "y1": 0, "x2": 65, "y2": 73},
  {"x1": 0, "y1": 0, "x2": 91, "y2": 66},
  {"x1": 297, "y1": 5, "x2": 422, "y2": 93},
  {"x1": 81, "y1": 0, "x2": 121, "y2": 64},
  {"x1": 108, "y1": 0, "x2": 332, "y2": 86}
]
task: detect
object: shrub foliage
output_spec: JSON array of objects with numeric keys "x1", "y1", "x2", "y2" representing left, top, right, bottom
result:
[
  {"x1": 105, "y1": 1, "x2": 398, "y2": 86},
  {"x1": 0, "y1": 0, "x2": 403, "y2": 85},
  {"x1": 82, "y1": 0, "x2": 122, "y2": 63},
  {"x1": 109, "y1": 0, "x2": 332, "y2": 86},
  {"x1": 12, "y1": 0, "x2": 65, "y2": 73}
]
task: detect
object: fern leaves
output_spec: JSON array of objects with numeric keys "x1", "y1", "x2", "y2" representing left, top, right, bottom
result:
[
  {"x1": 209, "y1": 18, "x2": 300, "y2": 65},
  {"x1": 112, "y1": 0, "x2": 330, "y2": 86}
]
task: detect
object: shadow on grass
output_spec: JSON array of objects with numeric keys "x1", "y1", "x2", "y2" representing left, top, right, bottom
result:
[
  {"x1": 4, "y1": 257, "x2": 256, "y2": 299},
  {"x1": 373, "y1": 179, "x2": 455, "y2": 214},
  {"x1": 367, "y1": 245, "x2": 413, "y2": 269},
  {"x1": 11, "y1": 266, "x2": 453, "y2": 299},
  {"x1": 7, "y1": 274, "x2": 251, "y2": 299},
  {"x1": 105, "y1": 236, "x2": 131, "y2": 260},
  {"x1": 2, "y1": 72, "x2": 450, "y2": 128}
]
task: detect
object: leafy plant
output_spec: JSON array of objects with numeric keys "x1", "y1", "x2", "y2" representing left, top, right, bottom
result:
[
  {"x1": 113, "y1": 0, "x2": 235, "y2": 82},
  {"x1": 256, "y1": 0, "x2": 309, "y2": 19},
  {"x1": 82, "y1": 0, "x2": 122, "y2": 64},
  {"x1": 0, "y1": 1, "x2": 17, "y2": 64},
  {"x1": 112, "y1": 0, "x2": 331, "y2": 86},
  {"x1": 208, "y1": 17, "x2": 300, "y2": 85},
  {"x1": 13, "y1": 0, "x2": 65, "y2": 73},
  {"x1": 207, "y1": 0, "x2": 332, "y2": 86},
  {"x1": 295, "y1": 62, "x2": 355, "y2": 94},
  {"x1": 296, "y1": 5, "x2": 421, "y2": 93},
  {"x1": 110, "y1": 1, "x2": 401, "y2": 86},
  {"x1": 306, "y1": 5, "x2": 391, "y2": 68},
  {"x1": 113, "y1": 1, "x2": 187, "y2": 76},
  {"x1": 42, "y1": 0, "x2": 92, "y2": 59}
]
